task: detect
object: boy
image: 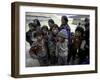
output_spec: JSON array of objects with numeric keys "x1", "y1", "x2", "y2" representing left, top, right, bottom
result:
[
  {"x1": 56, "y1": 29, "x2": 69, "y2": 65},
  {"x1": 26, "y1": 23, "x2": 37, "y2": 46},
  {"x1": 33, "y1": 19, "x2": 41, "y2": 32},
  {"x1": 68, "y1": 27, "x2": 87, "y2": 64},
  {"x1": 29, "y1": 31, "x2": 48, "y2": 66}
]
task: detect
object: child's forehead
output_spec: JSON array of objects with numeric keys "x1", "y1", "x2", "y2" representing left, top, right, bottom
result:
[
  {"x1": 58, "y1": 36, "x2": 67, "y2": 39},
  {"x1": 36, "y1": 34, "x2": 42, "y2": 37},
  {"x1": 52, "y1": 27, "x2": 58, "y2": 30},
  {"x1": 36, "y1": 32, "x2": 43, "y2": 37}
]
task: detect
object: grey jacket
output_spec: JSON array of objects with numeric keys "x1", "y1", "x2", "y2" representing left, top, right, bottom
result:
[{"x1": 56, "y1": 39, "x2": 68, "y2": 57}]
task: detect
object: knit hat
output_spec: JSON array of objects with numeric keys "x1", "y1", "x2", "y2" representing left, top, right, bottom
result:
[{"x1": 57, "y1": 29, "x2": 68, "y2": 39}]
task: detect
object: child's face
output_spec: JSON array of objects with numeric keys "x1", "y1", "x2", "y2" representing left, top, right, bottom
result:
[
  {"x1": 52, "y1": 28, "x2": 59, "y2": 35},
  {"x1": 61, "y1": 18, "x2": 66, "y2": 24},
  {"x1": 29, "y1": 26, "x2": 33, "y2": 30},
  {"x1": 34, "y1": 20, "x2": 38, "y2": 26},
  {"x1": 37, "y1": 35, "x2": 43, "y2": 41},
  {"x1": 29, "y1": 26, "x2": 35, "y2": 31},
  {"x1": 75, "y1": 31, "x2": 81, "y2": 38},
  {"x1": 58, "y1": 36, "x2": 65, "y2": 42},
  {"x1": 42, "y1": 29, "x2": 48, "y2": 35}
]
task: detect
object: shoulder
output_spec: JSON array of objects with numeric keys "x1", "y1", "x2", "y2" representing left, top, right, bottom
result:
[
  {"x1": 26, "y1": 30, "x2": 31, "y2": 35},
  {"x1": 31, "y1": 41, "x2": 37, "y2": 47}
]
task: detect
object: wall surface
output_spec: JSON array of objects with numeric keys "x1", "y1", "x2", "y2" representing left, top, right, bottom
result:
[{"x1": 0, "y1": 0, "x2": 99, "y2": 80}]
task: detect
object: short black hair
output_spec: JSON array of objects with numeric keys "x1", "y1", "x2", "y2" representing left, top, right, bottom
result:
[
  {"x1": 28, "y1": 23, "x2": 33, "y2": 27},
  {"x1": 84, "y1": 18, "x2": 89, "y2": 29},
  {"x1": 28, "y1": 23, "x2": 36, "y2": 28},
  {"x1": 75, "y1": 27, "x2": 84, "y2": 36},
  {"x1": 48, "y1": 19, "x2": 55, "y2": 24},
  {"x1": 33, "y1": 19, "x2": 41, "y2": 26},
  {"x1": 41, "y1": 25, "x2": 48, "y2": 31},
  {"x1": 62, "y1": 16, "x2": 68, "y2": 23},
  {"x1": 84, "y1": 18, "x2": 89, "y2": 22},
  {"x1": 51, "y1": 24, "x2": 59, "y2": 31}
]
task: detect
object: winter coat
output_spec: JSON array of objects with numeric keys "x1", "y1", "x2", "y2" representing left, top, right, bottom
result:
[
  {"x1": 29, "y1": 39, "x2": 47, "y2": 59},
  {"x1": 56, "y1": 39, "x2": 68, "y2": 57},
  {"x1": 48, "y1": 34, "x2": 58, "y2": 56},
  {"x1": 26, "y1": 30, "x2": 36, "y2": 46}
]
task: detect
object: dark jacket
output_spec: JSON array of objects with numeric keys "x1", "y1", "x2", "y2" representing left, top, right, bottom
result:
[{"x1": 26, "y1": 30, "x2": 36, "y2": 46}]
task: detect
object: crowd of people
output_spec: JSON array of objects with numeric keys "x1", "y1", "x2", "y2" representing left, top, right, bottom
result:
[{"x1": 26, "y1": 15, "x2": 90, "y2": 66}]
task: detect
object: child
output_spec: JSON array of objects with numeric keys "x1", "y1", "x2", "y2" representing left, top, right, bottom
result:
[
  {"x1": 56, "y1": 29, "x2": 69, "y2": 65},
  {"x1": 68, "y1": 27, "x2": 86, "y2": 65},
  {"x1": 33, "y1": 19, "x2": 41, "y2": 32},
  {"x1": 26, "y1": 23, "x2": 37, "y2": 46},
  {"x1": 48, "y1": 24, "x2": 59, "y2": 65},
  {"x1": 29, "y1": 31, "x2": 48, "y2": 66},
  {"x1": 48, "y1": 19, "x2": 55, "y2": 31},
  {"x1": 41, "y1": 25, "x2": 49, "y2": 42}
]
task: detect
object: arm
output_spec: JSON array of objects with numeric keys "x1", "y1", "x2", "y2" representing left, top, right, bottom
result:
[
  {"x1": 26, "y1": 31, "x2": 33, "y2": 45},
  {"x1": 29, "y1": 42, "x2": 38, "y2": 59},
  {"x1": 59, "y1": 40, "x2": 68, "y2": 52}
]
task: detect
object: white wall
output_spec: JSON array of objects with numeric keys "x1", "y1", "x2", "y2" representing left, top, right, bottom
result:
[{"x1": 0, "y1": 0, "x2": 99, "y2": 80}]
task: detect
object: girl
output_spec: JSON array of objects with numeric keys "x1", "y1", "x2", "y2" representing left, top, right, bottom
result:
[{"x1": 56, "y1": 29, "x2": 69, "y2": 65}]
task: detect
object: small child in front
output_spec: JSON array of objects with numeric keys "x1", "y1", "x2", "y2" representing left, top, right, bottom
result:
[
  {"x1": 56, "y1": 29, "x2": 69, "y2": 65},
  {"x1": 29, "y1": 31, "x2": 48, "y2": 66}
]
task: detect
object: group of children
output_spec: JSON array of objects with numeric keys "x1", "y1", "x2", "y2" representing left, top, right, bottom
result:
[{"x1": 26, "y1": 16, "x2": 90, "y2": 66}]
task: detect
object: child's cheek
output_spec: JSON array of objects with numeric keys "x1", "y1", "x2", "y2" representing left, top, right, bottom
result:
[
  {"x1": 58, "y1": 37, "x2": 62, "y2": 42},
  {"x1": 37, "y1": 36, "x2": 42, "y2": 40}
]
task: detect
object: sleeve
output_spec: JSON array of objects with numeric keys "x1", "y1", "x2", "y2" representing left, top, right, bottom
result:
[
  {"x1": 55, "y1": 43, "x2": 59, "y2": 56},
  {"x1": 26, "y1": 31, "x2": 33, "y2": 45},
  {"x1": 29, "y1": 42, "x2": 38, "y2": 59}
]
